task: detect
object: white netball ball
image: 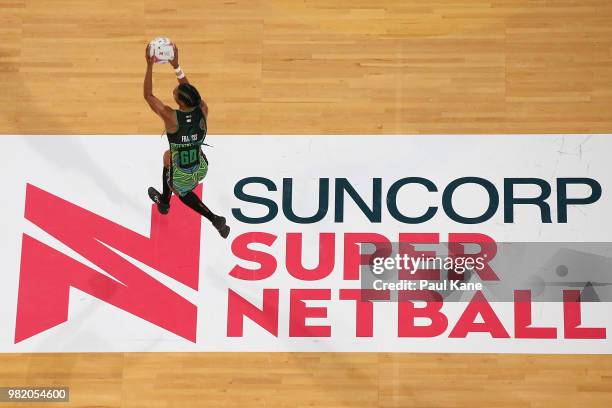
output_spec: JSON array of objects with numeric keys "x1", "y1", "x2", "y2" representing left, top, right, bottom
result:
[{"x1": 148, "y1": 37, "x2": 175, "y2": 64}]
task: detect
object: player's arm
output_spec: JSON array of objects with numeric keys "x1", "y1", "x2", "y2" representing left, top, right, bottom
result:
[
  {"x1": 143, "y1": 45, "x2": 174, "y2": 123},
  {"x1": 168, "y1": 44, "x2": 208, "y2": 117},
  {"x1": 169, "y1": 44, "x2": 189, "y2": 84},
  {"x1": 200, "y1": 98, "x2": 209, "y2": 117}
]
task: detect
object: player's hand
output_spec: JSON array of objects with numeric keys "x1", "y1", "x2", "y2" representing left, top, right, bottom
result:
[
  {"x1": 145, "y1": 44, "x2": 154, "y2": 66},
  {"x1": 170, "y1": 44, "x2": 179, "y2": 68}
]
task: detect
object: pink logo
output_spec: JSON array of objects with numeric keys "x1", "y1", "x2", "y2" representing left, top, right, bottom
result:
[{"x1": 15, "y1": 184, "x2": 202, "y2": 343}]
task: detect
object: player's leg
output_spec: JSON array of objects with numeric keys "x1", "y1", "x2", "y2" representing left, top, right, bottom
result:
[
  {"x1": 177, "y1": 191, "x2": 230, "y2": 238},
  {"x1": 161, "y1": 150, "x2": 172, "y2": 203},
  {"x1": 148, "y1": 150, "x2": 172, "y2": 214},
  {"x1": 174, "y1": 158, "x2": 230, "y2": 238}
]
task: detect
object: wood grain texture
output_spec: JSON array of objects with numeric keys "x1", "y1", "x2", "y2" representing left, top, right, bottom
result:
[
  {"x1": 0, "y1": 353, "x2": 611, "y2": 407},
  {"x1": 1, "y1": 1, "x2": 612, "y2": 407},
  {"x1": 1, "y1": 0, "x2": 612, "y2": 134}
]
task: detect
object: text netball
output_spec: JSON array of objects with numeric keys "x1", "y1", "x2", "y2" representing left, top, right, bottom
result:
[{"x1": 227, "y1": 232, "x2": 606, "y2": 340}]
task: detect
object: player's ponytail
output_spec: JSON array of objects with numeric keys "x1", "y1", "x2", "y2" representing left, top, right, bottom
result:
[{"x1": 177, "y1": 83, "x2": 202, "y2": 110}]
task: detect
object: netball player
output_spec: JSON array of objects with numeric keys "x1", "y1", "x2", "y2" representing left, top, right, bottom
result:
[{"x1": 143, "y1": 44, "x2": 230, "y2": 238}]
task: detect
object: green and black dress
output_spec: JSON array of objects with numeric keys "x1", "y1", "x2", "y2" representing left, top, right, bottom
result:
[{"x1": 166, "y1": 107, "x2": 208, "y2": 196}]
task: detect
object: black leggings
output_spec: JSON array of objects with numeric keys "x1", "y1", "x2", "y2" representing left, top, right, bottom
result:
[
  {"x1": 178, "y1": 191, "x2": 217, "y2": 222},
  {"x1": 162, "y1": 160, "x2": 217, "y2": 223}
]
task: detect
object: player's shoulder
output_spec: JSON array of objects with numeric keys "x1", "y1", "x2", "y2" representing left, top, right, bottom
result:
[
  {"x1": 164, "y1": 104, "x2": 176, "y2": 115},
  {"x1": 161, "y1": 105, "x2": 176, "y2": 120}
]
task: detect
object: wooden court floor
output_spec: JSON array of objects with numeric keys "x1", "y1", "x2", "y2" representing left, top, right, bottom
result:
[{"x1": 1, "y1": 0, "x2": 612, "y2": 407}]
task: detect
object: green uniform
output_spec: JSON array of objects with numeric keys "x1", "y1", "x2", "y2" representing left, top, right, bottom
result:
[{"x1": 166, "y1": 107, "x2": 208, "y2": 196}]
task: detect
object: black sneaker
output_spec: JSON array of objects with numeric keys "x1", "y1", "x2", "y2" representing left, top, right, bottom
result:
[
  {"x1": 212, "y1": 216, "x2": 230, "y2": 239},
  {"x1": 148, "y1": 187, "x2": 170, "y2": 214}
]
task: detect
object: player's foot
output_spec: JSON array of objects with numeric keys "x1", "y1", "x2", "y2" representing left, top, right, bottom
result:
[
  {"x1": 212, "y1": 215, "x2": 230, "y2": 239},
  {"x1": 148, "y1": 187, "x2": 170, "y2": 214}
]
